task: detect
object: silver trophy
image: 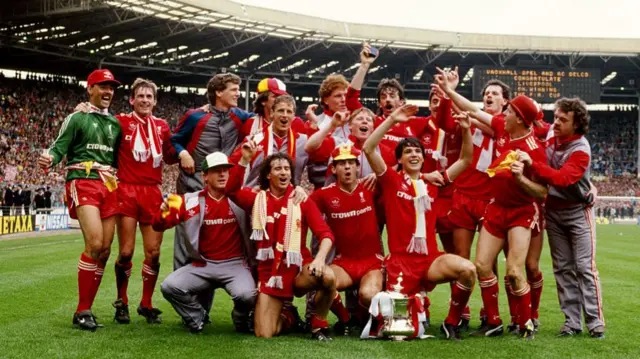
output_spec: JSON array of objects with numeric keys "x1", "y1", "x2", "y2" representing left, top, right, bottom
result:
[{"x1": 382, "y1": 272, "x2": 415, "y2": 341}]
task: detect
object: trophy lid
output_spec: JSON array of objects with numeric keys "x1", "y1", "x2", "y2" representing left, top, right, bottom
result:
[{"x1": 389, "y1": 272, "x2": 407, "y2": 298}]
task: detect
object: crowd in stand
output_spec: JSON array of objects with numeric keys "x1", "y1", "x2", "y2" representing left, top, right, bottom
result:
[
  {"x1": 1, "y1": 74, "x2": 639, "y2": 216},
  {"x1": 588, "y1": 108, "x2": 638, "y2": 177}
]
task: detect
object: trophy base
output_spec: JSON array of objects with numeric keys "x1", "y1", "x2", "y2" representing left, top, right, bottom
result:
[{"x1": 389, "y1": 336, "x2": 407, "y2": 341}]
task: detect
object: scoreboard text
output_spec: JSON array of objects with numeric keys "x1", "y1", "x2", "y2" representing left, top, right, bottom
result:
[{"x1": 472, "y1": 66, "x2": 601, "y2": 103}]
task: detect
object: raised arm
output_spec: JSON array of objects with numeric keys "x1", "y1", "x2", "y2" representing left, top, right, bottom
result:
[
  {"x1": 363, "y1": 104, "x2": 419, "y2": 176},
  {"x1": 304, "y1": 111, "x2": 348, "y2": 153},
  {"x1": 350, "y1": 42, "x2": 377, "y2": 91},
  {"x1": 434, "y1": 68, "x2": 494, "y2": 127},
  {"x1": 444, "y1": 112, "x2": 473, "y2": 181},
  {"x1": 226, "y1": 140, "x2": 256, "y2": 194}
]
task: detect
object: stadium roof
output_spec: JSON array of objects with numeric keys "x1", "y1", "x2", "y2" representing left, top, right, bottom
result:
[
  {"x1": 1, "y1": 0, "x2": 640, "y2": 102},
  {"x1": 227, "y1": 0, "x2": 640, "y2": 41}
]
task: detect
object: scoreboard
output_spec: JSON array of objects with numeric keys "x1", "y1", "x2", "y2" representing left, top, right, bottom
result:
[{"x1": 472, "y1": 66, "x2": 601, "y2": 103}]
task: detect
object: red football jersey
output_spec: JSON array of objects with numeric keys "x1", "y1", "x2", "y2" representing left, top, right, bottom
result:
[
  {"x1": 199, "y1": 194, "x2": 243, "y2": 261},
  {"x1": 427, "y1": 99, "x2": 462, "y2": 198},
  {"x1": 373, "y1": 116, "x2": 432, "y2": 151},
  {"x1": 116, "y1": 113, "x2": 172, "y2": 185},
  {"x1": 489, "y1": 131, "x2": 547, "y2": 207},
  {"x1": 377, "y1": 169, "x2": 440, "y2": 256},
  {"x1": 228, "y1": 184, "x2": 334, "y2": 262},
  {"x1": 453, "y1": 114, "x2": 506, "y2": 200},
  {"x1": 311, "y1": 182, "x2": 381, "y2": 259}
]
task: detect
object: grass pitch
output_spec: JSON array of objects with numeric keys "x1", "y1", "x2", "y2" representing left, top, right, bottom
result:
[{"x1": 1, "y1": 225, "x2": 639, "y2": 359}]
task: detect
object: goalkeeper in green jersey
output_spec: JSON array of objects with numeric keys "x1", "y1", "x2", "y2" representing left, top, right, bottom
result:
[{"x1": 38, "y1": 69, "x2": 122, "y2": 331}]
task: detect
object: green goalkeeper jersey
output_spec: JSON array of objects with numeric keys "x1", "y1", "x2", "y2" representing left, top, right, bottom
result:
[{"x1": 47, "y1": 108, "x2": 121, "y2": 181}]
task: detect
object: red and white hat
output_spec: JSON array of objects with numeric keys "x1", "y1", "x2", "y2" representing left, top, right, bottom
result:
[
  {"x1": 257, "y1": 78, "x2": 288, "y2": 96},
  {"x1": 87, "y1": 69, "x2": 121, "y2": 87},
  {"x1": 331, "y1": 144, "x2": 361, "y2": 162}
]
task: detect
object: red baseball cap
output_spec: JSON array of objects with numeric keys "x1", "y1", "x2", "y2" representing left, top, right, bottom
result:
[
  {"x1": 508, "y1": 95, "x2": 538, "y2": 127},
  {"x1": 87, "y1": 69, "x2": 121, "y2": 87},
  {"x1": 257, "y1": 78, "x2": 288, "y2": 96},
  {"x1": 331, "y1": 144, "x2": 361, "y2": 162}
]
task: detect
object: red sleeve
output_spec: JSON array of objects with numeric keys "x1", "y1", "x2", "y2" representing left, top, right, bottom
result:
[
  {"x1": 309, "y1": 188, "x2": 327, "y2": 215},
  {"x1": 304, "y1": 121, "x2": 319, "y2": 136},
  {"x1": 490, "y1": 115, "x2": 506, "y2": 139},
  {"x1": 226, "y1": 164, "x2": 246, "y2": 193},
  {"x1": 409, "y1": 117, "x2": 429, "y2": 138},
  {"x1": 228, "y1": 187, "x2": 258, "y2": 212},
  {"x1": 379, "y1": 144, "x2": 397, "y2": 168},
  {"x1": 531, "y1": 151, "x2": 589, "y2": 187},
  {"x1": 373, "y1": 116, "x2": 385, "y2": 129},
  {"x1": 307, "y1": 136, "x2": 336, "y2": 163},
  {"x1": 151, "y1": 195, "x2": 186, "y2": 232},
  {"x1": 301, "y1": 198, "x2": 334, "y2": 244},
  {"x1": 158, "y1": 118, "x2": 180, "y2": 165},
  {"x1": 240, "y1": 118, "x2": 255, "y2": 141},
  {"x1": 161, "y1": 122, "x2": 173, "y2": 158},
  {"x1": 437, "y1": 98, "x2": 458, "y2": 134},
  {"x1": 376, "y1": 167, "x2": 400, "y2": 189},
  {"x1": 292, "y1": 117, "x2": 306, "y2": 134},
  {"x1": 228, "y1": 143, "x2": 244, "y2": 165},
  {"x1": 346, "y1": 86, "x2": 363, "y2": 111}
]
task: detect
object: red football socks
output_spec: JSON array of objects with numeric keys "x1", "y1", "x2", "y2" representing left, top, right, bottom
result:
[
  {"x1": 513, "y1": 284, "x2": 532, "y2": 328},
  {"x1": 479, "y1": 275, "x2": 501, "y2": 325},
  {"x1": 311, "y1": 314, "x2": 329, "y2": 330},
  {"x1": 140, "y1": 260, "x2": 159, "y2": 309},
  {"x1": 76, "y1": 253, "x2": 97, "y2": 313},
  {"x1": 114, "y1": 260, "x2": 132, "y2": 305},
  {"x1": 528, "y1": 272, "x2": 543, "y2": 320},
  {"x1": 504, "y1": 276, "x2": 519, "y2": 325},
  {"x1": 330, "y1": 293, "x2": 350, "y2": 323},
  {"x1": 87, "y1": 260, "x2": 106, "y2": 307},
  {"x1": 445, "y1": 281, "x2": 472, "y2": 326}
]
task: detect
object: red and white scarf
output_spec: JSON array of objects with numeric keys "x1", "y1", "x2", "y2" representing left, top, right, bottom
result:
[
  {"x1": 250, "y1": 187, "x2": 303, "y2": 289},
  {"x1": 404, "y1": 172, "x2": 432, "y2": 255},
  {"x1": 130, "y1": 112, "x2": 162, "y2": 168},
  {"x1": 251, "y1": 124, "x2": 297, "y2": 163},
  {"x1": 249, "y1": 115, "x2": 269, "y2": 136}
]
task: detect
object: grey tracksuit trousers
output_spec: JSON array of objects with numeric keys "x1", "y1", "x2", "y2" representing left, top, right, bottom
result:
[
  {"x1": 161, "y1": 257, "x2": 256, "y2": 331},
  {"x1": 546, "y1": 204, "x2": 605, "y2": 332}
]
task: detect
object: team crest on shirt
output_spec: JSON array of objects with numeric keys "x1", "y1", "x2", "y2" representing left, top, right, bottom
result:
[
  {"x1": 330, "y1": 197, "x2": 340, "y2": 209},
  {"x1": 359, "y1": 192, "x2": 365, "y2": 203},
  {"x1": 497, "y1": 137, "x2": 506, "y2": 147},
  {"x1": 128, "y1": 122, "x2": 136, "y2": 131},
  {"x1": 423, "y1": 134, "x2": 432, "y2": 145}
]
